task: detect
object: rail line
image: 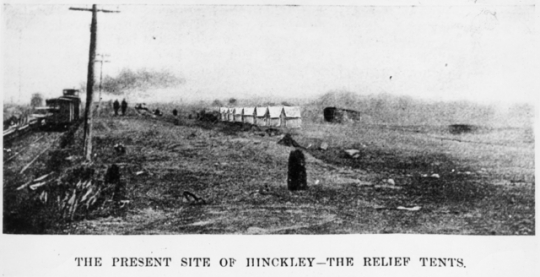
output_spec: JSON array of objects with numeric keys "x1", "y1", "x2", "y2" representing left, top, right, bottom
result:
[{"x1": 3, "y1": 118, "x2": 44, "y2": 145}]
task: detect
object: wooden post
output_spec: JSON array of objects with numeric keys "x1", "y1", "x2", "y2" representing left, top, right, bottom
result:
[
  {"x1": 83, "y1": 4, "x2": 97, "y2": 161},
  {"x1": 70, "y1": 5, "x2": 119, "y2": 162},
  {"x1": 96, "y1": 55, "x2": 110, "y2": 117}
]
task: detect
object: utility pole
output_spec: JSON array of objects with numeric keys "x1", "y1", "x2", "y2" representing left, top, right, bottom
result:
[
  {"x1": 70, "y1": 4, "x2": 119, "y2": 162},
  {"x1": 96, "y1": 54, "x2": 110, "y2": 116}
]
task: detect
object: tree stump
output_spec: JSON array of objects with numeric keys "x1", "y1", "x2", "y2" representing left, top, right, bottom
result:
[
  {"x1": 287, "y1": 149, "x2": 307, "y2": 191},
  {"x1": 105, "y1": 164, "x2": 125, "y2": 206}
]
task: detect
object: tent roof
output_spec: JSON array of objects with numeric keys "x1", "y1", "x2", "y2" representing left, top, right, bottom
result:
[
  {"x1": 243, "y1": 107, "x2": 255, "y2": 115},
  {"x1": 283, "y1": 106, "x2": 302, "y2": 118},
  {"x1": 220, "y1": 107, "x2": 228, "y2": 113},
  {"x1": 255, "y1": 107, "x2": 267, "y2": 117},
  {"x1": 234, "y1": 107, "x2": 243, "y2": 115},
  {"x1": 267, "y1": 106, "x2": 283, "y2": 118}
]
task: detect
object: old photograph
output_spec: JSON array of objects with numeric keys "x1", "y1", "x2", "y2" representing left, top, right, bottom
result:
[{"x1": 2, "y1": 2, "x2": 535, "y2": 236}]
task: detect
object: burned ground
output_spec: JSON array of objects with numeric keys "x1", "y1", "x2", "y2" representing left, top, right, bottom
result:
[{"x1": 3, "y1": 109, "x2": 535, "y2": 235}]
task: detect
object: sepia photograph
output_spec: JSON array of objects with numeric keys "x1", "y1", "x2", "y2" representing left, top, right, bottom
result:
[{"x1": 2, "y1": 1, "x2": 535, "y2": 238}]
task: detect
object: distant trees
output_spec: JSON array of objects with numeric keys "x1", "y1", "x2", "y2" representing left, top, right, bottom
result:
[
  {"x1": 212, "y1": 99, "x2": 224, "y2": 107},
  {"x1": 228, "y1": 98, "x2": 237, "y2": 105},
  {"x1": 30, "y1": 93, "x2": 43, "y2": 108}
]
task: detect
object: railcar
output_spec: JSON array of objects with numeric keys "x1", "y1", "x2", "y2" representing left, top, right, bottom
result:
[{"x1": 43, "y1": 89, "x2": 82, "y2": 130}]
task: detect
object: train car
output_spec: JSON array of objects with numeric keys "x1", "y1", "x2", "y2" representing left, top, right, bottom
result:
[{"x1": 44, "y1": 89, "x2": 82, "y2": 130}]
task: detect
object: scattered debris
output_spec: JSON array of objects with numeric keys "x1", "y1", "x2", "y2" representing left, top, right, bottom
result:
[
  {"x1": 247, "y1": 227, "x2": 268, "y2": 234},
  {"x1": 250, "y1": 125, "x2": 262, "y2": 132},
  {"x1": 397, "y1": 206, "x2": 421, "y2": 212},
  {"x1": 374, "y1": 184, "x2": 402, "y2": 190},
  {"x1": 118, "y1": 200, "x2": 130, "y2": 209},
  {"x1": 344, "y1": 149, "x2": 361, "y2": 159},
  {"x1": 20, "y1": 146, "x2": 51, "y2": 174},
  {"x1": 183, "y1": 191, "x2": 206, "y2": 205},
  {"x1": 381, "y1": 227, "x2": 393, "y2": 234},
  {"x1": 65, "y1": 156, "x2": 79, "y2": 161},
  {"x1": 386, "y1": 178, "x2": 395, "y2": 186},
  {"x1": 16, "y1": 180, "x2": 33, "y2": 190},
  {"x1": 449, "y1": 124, "x2": 478, "y2": 135},
  {"x1": 258, "y1": 184, "x2": 276, "y2": 196},
  {"x1": 29, "y1": 181, "x2": 48, "y2": 190},
  {"x1": 113, "y1": 143, "x2": 126, "y2": 154},
  {"x1": 431, "y1": 173, "x2": 440, "y2": 179},
  {"x1": 319, "y1": 142, "x2": 329, "y2": 150},
  {"x1": 277, "y1": 134, "x2": 303, "y2": 148},
  {"x1": 186, "y1": 132, "x2": 197, "y2": 139},
  {"x1": 154, "y1": 109, "x2": 163, "y2": 116},
  {"x1": 34, "y1": 173, "x2": 53, "y2": 182},
  {"x1": 142, "y1": 167, "x2": 154, "y2": 176},
  {"x1": 265, "y1": 128, "x2": 281, "y2": 137}
]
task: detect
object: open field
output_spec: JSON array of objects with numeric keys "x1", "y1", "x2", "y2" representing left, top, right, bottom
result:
[{"x1": 3, "y1": 106, "x2": 535, "y2": 235}]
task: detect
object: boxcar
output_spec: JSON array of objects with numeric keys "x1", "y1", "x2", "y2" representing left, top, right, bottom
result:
[{"x1": 45, "y1": 89, "x2": 81, "y2": 129}]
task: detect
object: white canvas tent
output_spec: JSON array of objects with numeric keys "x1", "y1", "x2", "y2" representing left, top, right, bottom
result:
[
  {"x1": 242, "y1": 107, "x2": 255, "y2": 124},
  {"x1": 254, "y1": 107, "x2": 268, "y2": 126},
  {"x1": 265, "y1": 106, "x2": 283, "y2": 127},
  {"x1": 228, "y1": 108, "x2": 235, "y2": 122},
  {"x1": 282, "y1": 106, "x2": 302, "y2": 128},
  {"x1": 219, "y1": 107, "x2": 228, "y2": 121},
  {"x1": 234, "y1": 107, "x2": 243, "y2": 122}
]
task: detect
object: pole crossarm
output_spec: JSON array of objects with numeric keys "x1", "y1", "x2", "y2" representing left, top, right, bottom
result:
[{"x1": 69, "y1": 7, "x2": 120, "y2": 13}]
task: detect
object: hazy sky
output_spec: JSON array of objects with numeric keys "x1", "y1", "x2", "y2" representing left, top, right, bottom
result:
[{"x1": 2, "y1": 1, "x2": 537, "y2": 105}]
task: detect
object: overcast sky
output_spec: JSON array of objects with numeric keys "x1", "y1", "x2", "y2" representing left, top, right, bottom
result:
[{"x1": 2, "y1": 1, "x2": 537, "y2": 105}]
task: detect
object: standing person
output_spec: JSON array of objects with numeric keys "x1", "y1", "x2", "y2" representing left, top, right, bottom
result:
[
  {"x1": 121, "y1": 99, "x2": 128, "y2": 116},
  {"x1": 113, "y1": 100, "x2": 120, "y2": 116}
]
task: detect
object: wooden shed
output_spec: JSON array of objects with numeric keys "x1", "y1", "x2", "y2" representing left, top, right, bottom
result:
[
  {"x1": 265, "y1": 106, "x2": 283, "y2": 127},
  {"x1": 282, "y1": 106, "x2": 302, "y2": 128},
  {"x1": 242, "y1": 107, "x2": 255, "y2": 124},
  {"x1": 234, "y1": 107, "x2": 243, "y2": 122},
  {"x1": 254, "y1": 107, "x2": 268, "y2": 126},
  {"x1": 323, "y1": 107, "x2": 361, "y2": 123}
]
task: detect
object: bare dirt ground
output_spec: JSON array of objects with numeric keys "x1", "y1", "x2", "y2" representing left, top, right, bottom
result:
[
  {"x1": 3, "y1": 108, "x2": 534, "y2": 235},
  {"x1": 58, "y1": 110, "x2": 535, "y2": 235}
]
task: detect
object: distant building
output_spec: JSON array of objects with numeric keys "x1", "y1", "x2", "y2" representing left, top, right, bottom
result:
[
  {"x1": 254, "y1": 107, "x2": 268, "y2": 126},
  {"x1": 282, "y1": 106, "x2": 302, "y2": 128},
  {"x1": 242, "y1": 107, "x2": 255, "y2": 124},
  {"x1": 323, "y1": 107, "x2": 361, "y2": 123}
]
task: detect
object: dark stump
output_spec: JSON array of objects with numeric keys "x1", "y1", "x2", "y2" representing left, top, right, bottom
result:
[{"x1": 287, "y1": 149, "x2": 308, "y2": 191}]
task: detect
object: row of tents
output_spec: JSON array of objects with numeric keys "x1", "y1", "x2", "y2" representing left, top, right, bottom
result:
[{"x1": 219, "y1": 106, "x2": 302, "y2": 128}]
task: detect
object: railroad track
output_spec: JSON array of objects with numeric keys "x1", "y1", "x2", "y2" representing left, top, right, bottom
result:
[{"x1": 3, "y1": 119, "x2": 42, "y2": 145}]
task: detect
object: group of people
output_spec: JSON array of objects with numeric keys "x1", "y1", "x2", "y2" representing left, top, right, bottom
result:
[{"x1": 113, "y1": 99, "x2": 128, "y2": 116}]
